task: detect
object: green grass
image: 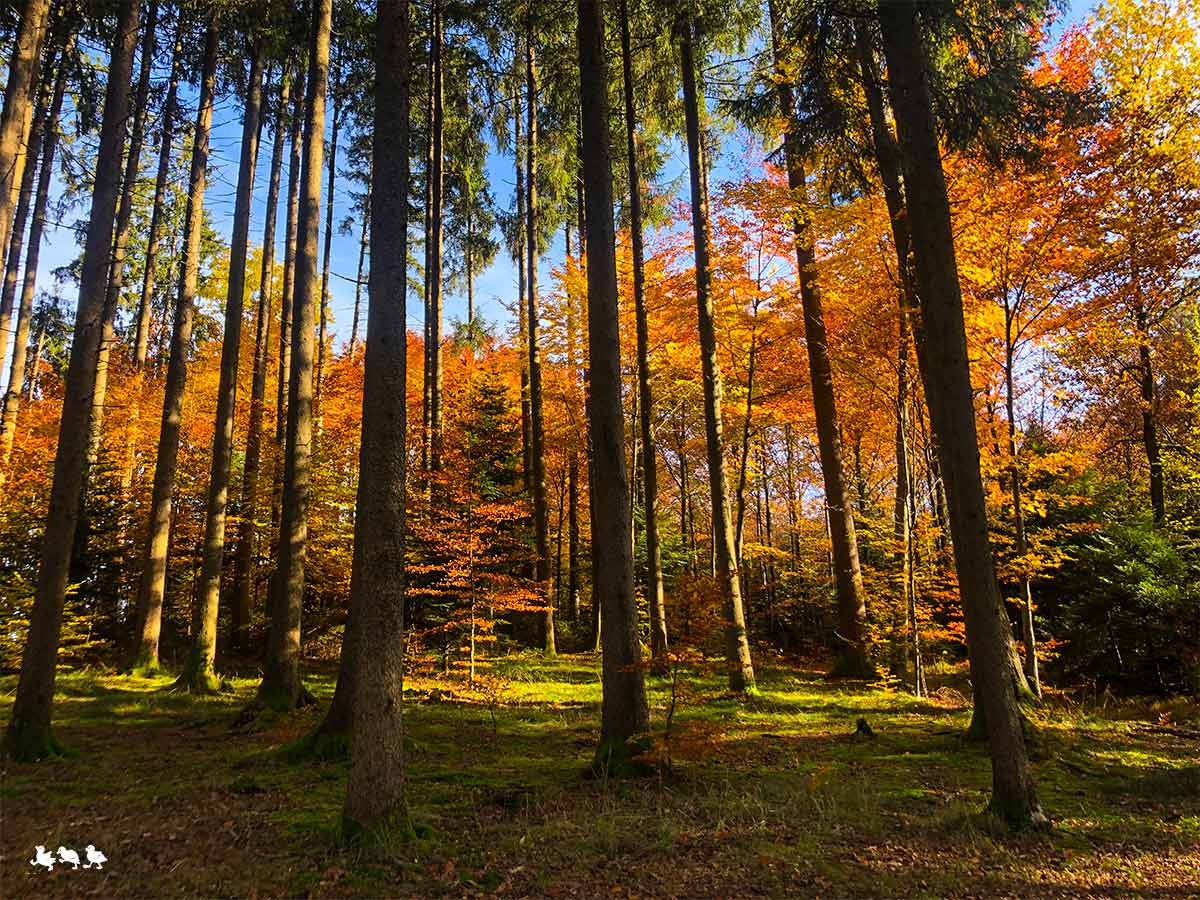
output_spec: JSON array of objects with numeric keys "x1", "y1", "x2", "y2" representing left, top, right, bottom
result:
[{"x1": 2, "y1": 654, "x2": 1197, "y2": 897}]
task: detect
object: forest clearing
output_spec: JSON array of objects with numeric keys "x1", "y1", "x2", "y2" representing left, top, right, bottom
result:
[
  {"x1": 3, "y1": 655, "x2": 1198, "y2": 898},
  {"x1": 2, "y1": 0, "x2": 1200, "y2": 895}
]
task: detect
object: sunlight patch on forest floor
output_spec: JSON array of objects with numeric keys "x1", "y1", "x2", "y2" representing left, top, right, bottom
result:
[{"x1": 2, "y1": 654, "x2": 1197, "y2": 897}]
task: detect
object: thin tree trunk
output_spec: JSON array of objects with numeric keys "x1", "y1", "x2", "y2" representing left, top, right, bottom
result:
[
  {"x1": 0, "y1": 0, "x2": 51, "y2": 269},
  {"x1": 342, "y1": 0, "x2": 412, "y2": 835},
  {"x1": 526, "y1": 28, "x2": 553, "y2": 654},
  {"x1": 679, "y1": 20, "x2": 754, "y2": 693},
  {"x1": 619, "y1": 0, "x2": 666, "y2": 669},
  {"x1": 768, "y1": 0, "x2": 870, "y2": 676},
  {"x1": 232, "y1": 65, "x2": 288, "y2": 654},
  {"x1": 4, "y1": 0, "x2": 138, "y2": 761},
  {"x1": 258, "y1": 0, "x2": 331, "y2": 712},
  {"x1": 566, "y1": 226, "x2": 580, "y2": 626},
  {"x1": 429, "y1": 1, "x2": 444, "y2": 470},
  {"x1": 273, "y1": 65, "x2": 305, "y2": 538},
  {"x1": 128, "y1": 18, "x2": 217, "y2": 674},
  {"x1": 0, "y1": 50, "x2": 64, "y2": 467},
  {"x1": 578, "y1": 0, "x2": 650, "y2": 769},
  {"x1": 877, "y1": 0, "x2": 1045, "y2": 829},
  {"x1": 1135, "y1": 302, "x2": 1165, "y2": 523},
  {"x1": 316, "y1": 53, "x2": 339, "y2": 418},
  {"x1": 350, "y1": 206, "x2": 367, "y2": 353}
]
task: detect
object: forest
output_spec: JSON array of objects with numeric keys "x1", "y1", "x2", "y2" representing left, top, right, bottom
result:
[{"x1": 0, "y1": 0, "x2": 1198, "y2": 896}]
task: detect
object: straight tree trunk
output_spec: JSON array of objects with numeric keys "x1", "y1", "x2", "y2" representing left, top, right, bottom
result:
[
  {"x1": 768, "y1": 0, "x2": 870, "y2": 676},
  {"x1": 678, "y1": 20, "x2": 754, "y2": 693},
  {"x1": 619, "y1": 0, "x2": 667, "y2": 669},
  {"x1": 234, "y1": 61, "x2": 288, "y2": 654},
  {"x1": 343, "y1": 0, "x2": 413, "y2": 836},
  {"x1": 3, "y1": 0, "x2": 139, "y2": 761},
  {"x1": 128, "y1": 19, "x2": 218, "y2": 674},
  {"x1": 514, "y1": 89, "x2": 532, "y2": 493},
  {"x1": 428, "y1": 1, "x2": 444, "y2": 470},
  {"x1": 258, "y1": 0, "x2": 332, "y2": 712},
  {"x1": 0, "y1": 0, "x2": 51, "y2": 268},
  {"x1": 316, "y1": 54, "x2": 339, "y2": 416},
  {"x1": 1, "y1": 46, "x2": 67, "y2": 467},
  {"x1": 350, "y1": 206, "x2": 367, "y2": 352},
  {"x1": 566, "y1": 226, "x2": 580, "y2": 625},
  {"x1": 526, "y1": 27, "x2": 554, "y2": 655},
  {"x1": 578, "y1": 0, "x2": 650, "y2": 769},
  {"x1": 273, "y1": 66, "x2": 305, "y2": 536},
  {"x1": 877, "y1": 0, "x2": 1045, "y2": 830}
]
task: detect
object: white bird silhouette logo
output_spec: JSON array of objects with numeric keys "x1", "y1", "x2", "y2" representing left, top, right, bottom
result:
[
  {"x1": 57, "y1": 846, "x2": 81, "y2": 869},
  {"x1": 30, "y1": 846, "x2": 55, "y2": 870},
  {"x1": 85, "y1": 845, "x2": 107, "y2": 869}
]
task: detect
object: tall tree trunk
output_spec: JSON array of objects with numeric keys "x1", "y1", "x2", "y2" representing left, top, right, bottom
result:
[
  {"x1": 343, "y1": 0, "x2": 412, "y2": 836},
  {"x1": 1, "y1": 44, "x2": 67, "y2": 467},
  {"x1": 350, "y1": 206, "x2": 367, "y2": 353},
  {"x1": 133, "y1": 18, "x2": 184, "y2": 367},
  {"x1": 316, "y1": 53, "x2": 339, "y2": 418},
  {"x1": 618, "y1": 0, "x2": 666, "y2": 669},
  {"x1": 877, "y1": 0, "x2": 1045, "y2": 829},
  {"x1": 526, "y1": 27, "x2": 553, "y2": 654},
  {"x1": 258, "y1": 0, "x2": 331, "y2": 712},
  {"x1": 421, "y1": 35, "x2": 435, "y2": 476},
  {"x1": 428, "y1": 1, "x2": 444, "y2": 471},
  {"x1": 4, "y1": 0, "x2": 139, "y2": 761},
  {"x1": 768, "y1": 0, "x2": 870, "y2": 676},
  {"x1": 578, "y1": 0, "x2": 650, "y2": 769},
  {"x1": 233, "y1": 64, "x2": 288, "y2": 655},
  {"x1": 273, "y1": 65, "x2": 305, "y2": 537},
  {"x1": 0, "y1": 0, "x2": 51, "y2": 268},
  {"x1": 514, "y1": 88, "x2": 532, "y2": 493},
  {"x1": 128, "y1": 18, "x2": 217, "y2": 674},
  {"x1": 1135, "y1": 302, "x2": 1165, "y2": 523},
  {"x1": 678, "y1": 21, "x2": 754, "y2": 693},
  {"x1": 566, "y1": 218, "x2": 580, "y2": 626}
]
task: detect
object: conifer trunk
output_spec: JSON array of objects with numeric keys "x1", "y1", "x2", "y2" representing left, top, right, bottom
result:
[
  {"x1": 258, "y1": 0, "x2": 332, "y2": 711},
  {"x1": 579, "y1": 0, "x2": 650, "y2": 768},
  {"x1": 129, "y1": 18, "x2": 217, "y2": 674},
  {"x1": 0, "y1": 81, "x2": 43, "y2": 389},
  {"x1": 428, "y1": 1, "x2": 444, "y2": 471},
  {"x1": 4, "y1": 0, "x2": 139, "y2": 761},
  {"x1": 316, "y1": 55, "x2": 339, "y2": 417},
  {"x1": 343, "y1": 0, "x2": 412, "y2": 836},
  {"x1": 877, "y1": 0, "x2": 1045, "y2": 829},
  {"x1": 679, "y1": 20, "x2": 754, "y2": 693}
]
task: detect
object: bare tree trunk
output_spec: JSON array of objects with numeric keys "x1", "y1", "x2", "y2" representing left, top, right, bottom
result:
[
  {"x1": 350, "y1": 206, "x2": 367, "y2": 353},
  {"x1": 0, "y1": 0, "x2": 51, "y2": 270},
  {"x1": 429, "y1": 0, "x2": 444, "y2": 470},
  {"x1": 343, "y1": 0, "x2": 413, "y2": 836},
  {"x1": 258, "y1": 0, "x2": 331, "y2": 712},
  {"x1": 316, "y1": 53, "x2": 339, "y2": 421},
  {"x1": 233, "y1": 66, "x2": 289, "y2": 654},
  {"x1": 618, "y1": 0, "x2": 666, "y2": 669},
  {"x1": 578, "y1": 0, "x2": 650, "y2": 770},
  {"x1": 0, "y1": 49, "x2": 65, "y2": 467},
  {"x1": 768, "y1": 0, "x2": 870, "y2": 676},
  {"x1": 4, "y1": 0, "x2": 139, "y2": 760},
  {"x1": 526, "y1": 26, "x2": 553, "y2": 655},
  {"x1": 679, "y1": 20, "x2": 754, "y2": 693},
  {"x1": 128, "y1": 18, "x2": 217, "y2": 674},
  {"x1": 877, "y1": 0, "x2": 1045, "y2": 829}
]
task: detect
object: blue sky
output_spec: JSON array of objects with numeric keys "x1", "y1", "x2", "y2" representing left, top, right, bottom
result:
[{"x1": 6, "y1": 0, "x2": 1093, "y2": 394}]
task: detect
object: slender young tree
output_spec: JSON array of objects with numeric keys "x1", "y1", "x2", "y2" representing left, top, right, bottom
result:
[
  {"x1": 177, "y1": 43, "x2": 265, "y2": 691},
  {"x1": 0, "y1": 0, "x2": 52, "y2": 262},
  {"x1": 343, "y1": 0, "x2": 413, "y2": 836},
  {"x1": 876, "y1": 0, "x2": 1045, "y2": 829},
  {"x1": 525, "y1": 21, "x2": 554, "y2": 654},
  {"x1": 3, "y1": 0, "x2": 140, "y2": 761},
  {"x1": 678, "y1": 17, "x2": 754, "y2": 692},
  {"x1": 129, "y1": 19, "x2": 220, "y2": 674},
  {"x1": 233, "y1": 69, "x2": 290, "y2": 653},
  {"x1": 258, "y1": 0, "x2": 332, "y2": 711},
  {"x1": 618, "y1": 0, "x2": 668, "y2": 669},
  {"x1": 578, "y1": 0, "x2": 651, "y2": 768},
  {"x1": 316, "y1": 51, "x2": 340, "y2": 415},
  {"x1": 766, "y1": 0, "x2": 871, "y2": 675},
  {"x1": 428, "y1": 0, "x2": 445, "y2": 470}
]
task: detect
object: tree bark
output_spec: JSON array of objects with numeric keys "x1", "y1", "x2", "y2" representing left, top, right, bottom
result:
[
  {"x1": 316, "y1": 53, "x2": 339, "y2": 419},
  {"x1": 343, "y1": 0, "x2": 412, "y2": 838},
  {"x1": 128, "y1": 18, "x2": 217, "y2": 674},
  {"x1": 258, "y1": 0, "x2": 332, "y2": 712},
  {"x1": 877, "y1": 0, "x2": 1045, "y2": 829},
  {"x1": 526, "y1": 26, "x2": 553, "y2": 655},
  {"x1": 0, "y1": 51, "x2": 64, "y2": 468},
  {"x1": 4, "y1": 0, "x2": 139, "y2": 761},
  {"x1": 350, "y1": 205, "x2": 367, "y2": 353},
  {"x1": 618, "y1": 0, "x2": 667, "y2": 670},
  {"x1": 768, "y1": 0, "x2": 870, "y2": 676},
  {"x1": 678, "y1": 20, "x2": 755, "y2": 693},
  {"x1": 0, "y1": 0, "x2": 51, "y2": 269},
  {"x1": 428, "y1": 1, "x2": 444, "y2": 470},
  {"x1": 578, "y1": 0, "x2": 650, "y2": 770}
]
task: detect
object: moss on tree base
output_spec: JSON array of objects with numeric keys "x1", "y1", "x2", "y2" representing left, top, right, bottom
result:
[
  {"x1": 278, "y1": 724, "x2": 350, "y2": 763},
  {"x1": 341, "y1": 807, "x2": 417, "y2": 849},
  {"x1": 827, "y1": 650, "x2": 877, "y2": 680},
  {"x1": 590, "y1": 733, "x2": 655, "y2": 779},
  {"x1": 2, "y1": 720, "x2": 66, "y2": 762}
]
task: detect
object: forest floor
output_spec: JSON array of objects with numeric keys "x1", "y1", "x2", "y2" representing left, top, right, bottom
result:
[{"x1": 2, "y1": 653, "x2": 1198, "y2": 899}]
